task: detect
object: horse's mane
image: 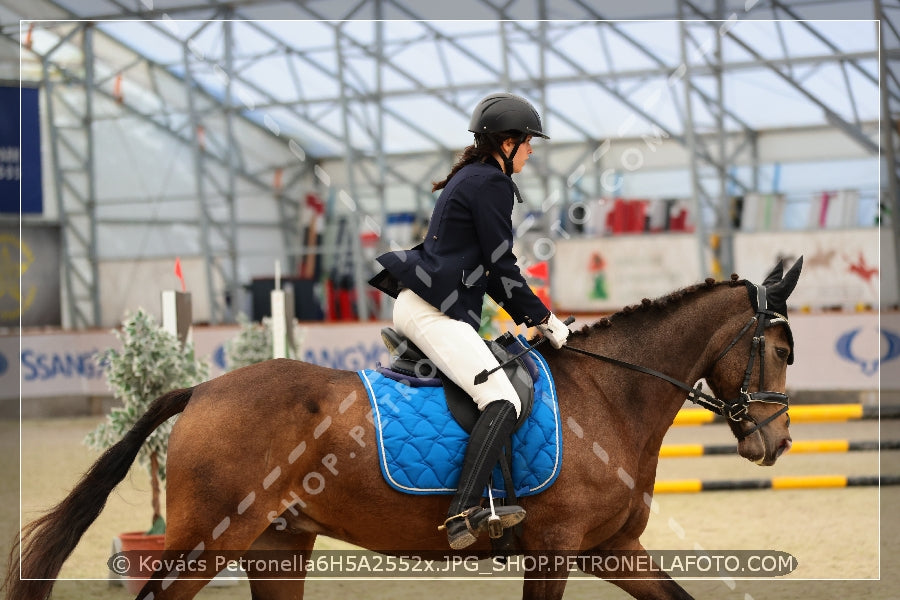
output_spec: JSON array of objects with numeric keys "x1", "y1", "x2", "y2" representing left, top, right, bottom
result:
[{"x1": 569, "y1": 273, "x2": 748, "y2": 339}]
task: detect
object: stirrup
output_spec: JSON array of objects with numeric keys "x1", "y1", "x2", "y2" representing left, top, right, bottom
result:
[
  {"x1": 438, "y1": 507, "x2": 476, "y2": 532},
  {"x1": 439, "y1": 506, "x2": 526, "y2": 550}
]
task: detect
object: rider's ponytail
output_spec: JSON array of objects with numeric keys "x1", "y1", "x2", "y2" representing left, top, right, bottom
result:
[{"x1": 432, "y1": 132, "x2": 510, "y2": 192}]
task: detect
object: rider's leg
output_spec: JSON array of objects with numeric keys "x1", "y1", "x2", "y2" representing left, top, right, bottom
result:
[
  {"x1": 442, "y1": 398, "x2": 524, "y2": 549},
  {"x1": 392, "y1": 289, "x2": 521, "y2": 414},
  {"x1": 393, "y1": 290, "x2": 525, "y2": 549}
]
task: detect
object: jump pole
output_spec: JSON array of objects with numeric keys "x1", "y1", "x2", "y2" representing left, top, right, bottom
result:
[
  {"x1": 659, "y1": 439, "x2": 900, "y2": 458},
  {"x1": 654, "y1": 474, "x2": 900, "y2": 494},
  {"x1": 673, "y1": 403, "x2": 895, "y2": 426}
]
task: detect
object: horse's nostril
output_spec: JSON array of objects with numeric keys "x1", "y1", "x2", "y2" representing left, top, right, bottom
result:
[{"x1": 779, "y1": 438, "x2": 792, "y2": 455}]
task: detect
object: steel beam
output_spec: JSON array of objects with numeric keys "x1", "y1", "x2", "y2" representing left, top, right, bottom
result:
[
  {"x1": 43, "y1": 23, "x2": 101, "y2": 328},
  {"x1": 877, "y1": 0, "x2": 900, "y2": 302}
]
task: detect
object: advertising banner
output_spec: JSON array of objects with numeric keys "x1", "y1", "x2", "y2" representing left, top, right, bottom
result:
[
  {"x1": 0, "y1": 223, "x2": 61, "y2": 327},
  {"x1": 2, "y1": 312, "x2": 894, "y2": 401},
  {"x1": 788, "y1": 311, "x2": 896, "y2": 391},
  {"x1": 2, "y1": 321, "x2": 391, "y2": 401},
  {"x1": 0, "y1": 85, "x2": 42, "y2": 214},
  {"x1": 733, "y1": 229, "x2": 879, "y2": 309},
  {"x1": 551, "y1": 234, "x2": 703, "y2": 312}
]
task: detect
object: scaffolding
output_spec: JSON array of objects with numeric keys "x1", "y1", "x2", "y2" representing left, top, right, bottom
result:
[{"x1": 0, "y1": 0, "x2": 889, "y2": 327}]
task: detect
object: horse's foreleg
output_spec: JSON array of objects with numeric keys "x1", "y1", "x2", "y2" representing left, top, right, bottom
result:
[
  {"x1": 245, "y1": 524, "x2": 317, "y2": 600},
  {"x1": 519, "y1": 555, "x2": 571, "y2": 600},
  {"x1": 580, "y1": 545, "x2": 695, "y2": 600}
]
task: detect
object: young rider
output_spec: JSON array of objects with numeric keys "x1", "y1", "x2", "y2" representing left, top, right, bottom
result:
[{"x1": 369, "y1": 92, "x2": 570, "y2": 549}]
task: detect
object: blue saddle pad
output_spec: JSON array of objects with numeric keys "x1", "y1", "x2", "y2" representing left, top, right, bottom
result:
[{"x1": 358, "y1": 336, "x2": 562, "y2": 497}]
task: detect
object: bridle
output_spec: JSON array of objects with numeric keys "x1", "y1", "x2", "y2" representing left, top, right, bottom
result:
[{"x1": 562, "y1": 283, "x2": 792, "y2": 441}]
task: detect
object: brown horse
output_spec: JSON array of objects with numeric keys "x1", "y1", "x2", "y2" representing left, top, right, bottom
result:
[{"x1": 5, "y1": 259, "x2": 802, "y2": 600}]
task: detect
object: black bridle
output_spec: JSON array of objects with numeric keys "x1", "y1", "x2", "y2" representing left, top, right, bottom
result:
[{"x1": 562, "y1": 284, "x2": 792, "y2": 441}]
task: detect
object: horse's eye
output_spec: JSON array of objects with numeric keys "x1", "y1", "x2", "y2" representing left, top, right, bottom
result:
[{"x1": 775, "y1": 347, "x2": 789, "y2": 360}]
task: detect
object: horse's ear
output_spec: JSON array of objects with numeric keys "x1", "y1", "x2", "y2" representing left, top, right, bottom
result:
[
  {"x1": 761, "y1": 259, "x2": 784, "y2": 287},
  {"x1": 769, "y1": 256, "x2": 803, "y2": 305}
]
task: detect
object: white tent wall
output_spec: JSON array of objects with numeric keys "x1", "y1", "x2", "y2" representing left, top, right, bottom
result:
[
  {"x1": 92, "y1": 118, "x2": 200, "y2": 211},
  {"x1": 32, "y1": 81, "x2": 322, "y2": 326},
  {"x1": 98, "y1": 256, "x2": 224, "y2": 326}
]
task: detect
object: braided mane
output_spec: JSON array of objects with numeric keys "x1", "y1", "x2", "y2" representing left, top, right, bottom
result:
[{"x1": 570, "y1": 274, "x2": 748, "y2": 339}]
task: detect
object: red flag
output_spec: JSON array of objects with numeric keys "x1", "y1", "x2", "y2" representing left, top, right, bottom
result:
[
  {"x1": 525, "y1": 261, "x2": 549, "y2": 281},
  {"x1": 174, "y1": 257, "x2": 186, "y2": 292}
]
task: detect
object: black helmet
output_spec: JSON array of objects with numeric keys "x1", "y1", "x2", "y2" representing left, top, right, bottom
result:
[{"x1": 468, "y1": 92, "x2": 549, "y2": 139}]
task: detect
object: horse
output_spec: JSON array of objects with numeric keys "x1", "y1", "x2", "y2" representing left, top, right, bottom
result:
[{"x1": 4, "y1": 258, "x2": 802, "y2": 600}]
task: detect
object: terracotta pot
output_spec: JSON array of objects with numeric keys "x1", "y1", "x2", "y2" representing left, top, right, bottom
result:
[{"x1": 117, "y1": 531, "x2": 166, "y2": 594}]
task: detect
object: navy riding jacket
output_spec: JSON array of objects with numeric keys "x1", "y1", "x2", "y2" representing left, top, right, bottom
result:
[{"x1": 369, "y1": 158, "x2": 550, "y2": 331}]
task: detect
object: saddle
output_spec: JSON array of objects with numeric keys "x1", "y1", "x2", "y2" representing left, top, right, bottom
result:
[
  {"x1": 376, "y1": 328, "x2": 542, "y2": 556},
  {"x1": 378, "y1": 327, "x2": 538, "y2": 432}
]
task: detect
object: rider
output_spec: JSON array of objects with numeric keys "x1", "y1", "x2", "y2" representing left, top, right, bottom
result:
[{"x1": 368, "y1": 92, "x2": 570, "y2": 549}]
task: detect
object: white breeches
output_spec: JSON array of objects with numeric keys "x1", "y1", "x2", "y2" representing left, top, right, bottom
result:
[{"x1": 392, "y1": 289, "x2": 521, "y2": 417}]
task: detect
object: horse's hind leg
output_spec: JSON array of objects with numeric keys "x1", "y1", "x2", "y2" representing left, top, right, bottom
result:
[
  {"x1": 130, "y1": 515, "x2": 271, "y2": 600},
  {"x1": 243, "y1": 525, "x2": 316, "y2": 599},
  {"x1": 133, "y1": 487, "x2": 285, "y2": 599}
]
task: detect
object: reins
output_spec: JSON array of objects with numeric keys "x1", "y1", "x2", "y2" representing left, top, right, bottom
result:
[{"x1": 561, "y1": 283, "x2": 791, "y2": 441}]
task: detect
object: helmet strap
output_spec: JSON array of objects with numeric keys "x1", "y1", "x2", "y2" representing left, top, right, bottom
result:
[
  {"x1": 500, "y1": 135, "x2": 526, "y2": 202},
  {"x1": 481, "y1": 133, "x2": 527, "y2": 203},
  {"x1": 498, "y1": 133, "x2": 527, "y2": 174},
  {"x1": 510, "y1": 179, "x2": 525, "y2": 204}
]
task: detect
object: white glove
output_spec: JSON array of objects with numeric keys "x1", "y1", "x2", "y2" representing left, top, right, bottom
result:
[{"x1": 537, "y1": 313, "x2": 569, "y2": 349}]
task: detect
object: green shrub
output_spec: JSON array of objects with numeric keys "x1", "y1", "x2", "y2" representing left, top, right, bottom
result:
[{"x1": 85, "y1": 308, "x2": 208, "y2": 532}]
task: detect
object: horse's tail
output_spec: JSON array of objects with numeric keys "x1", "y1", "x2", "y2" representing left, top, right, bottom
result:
[{"x1": 3, "y1": 386, "x2": 195, "y2": 600}]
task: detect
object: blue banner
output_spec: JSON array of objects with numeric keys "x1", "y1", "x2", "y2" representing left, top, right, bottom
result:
[{"x1": 0, "y1": 85, "x2": 42, "y2": 214}]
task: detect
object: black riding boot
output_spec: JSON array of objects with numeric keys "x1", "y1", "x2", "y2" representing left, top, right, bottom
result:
[{"x1": 440, "y1": 400, "x2": 525, "y2": 549}]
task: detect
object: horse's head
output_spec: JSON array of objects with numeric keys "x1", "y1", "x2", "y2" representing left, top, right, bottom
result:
[{"x1": 705, "y1": 257, "x2": 803, "y2": 466}]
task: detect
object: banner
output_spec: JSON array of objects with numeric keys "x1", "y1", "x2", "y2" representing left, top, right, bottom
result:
[
  {"x1": 0, "y1": 85, "x2": 42, "y2": 214},
  {"x1": 551, "y1": 235, "x2": 703, "y2": 312},
  {"x1": 733, "y1": 229, "x2": 879, "y2": 308},
  {"x1": 0, "y1": 314, "x2": 894, "y2": 400},
  {"x1": 0, "y1": 223, "x2": 61, "y2": 327},
  {"x1": 2, "y1": 321, "x2": 391, "y2": 401},
  {"x1": 788, "y1": 311, "x2": 897, "y2": 391}
]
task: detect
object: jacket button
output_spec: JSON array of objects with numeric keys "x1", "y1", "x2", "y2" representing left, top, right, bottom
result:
[{"x1": 432, "y1": 235, "x2": 438, "y2": 240}]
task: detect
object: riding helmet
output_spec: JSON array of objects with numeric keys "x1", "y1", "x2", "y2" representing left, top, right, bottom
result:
[{"x1": 468, "y1": 93, "x2": 549, "y2": 139}]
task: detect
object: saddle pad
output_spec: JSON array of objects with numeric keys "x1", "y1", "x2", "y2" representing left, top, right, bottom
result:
[{"x1": 358, "y1": 336, "x2": 562, "y2": 497}]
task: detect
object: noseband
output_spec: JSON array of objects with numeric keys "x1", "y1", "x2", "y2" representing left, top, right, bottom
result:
[{"x1": 562, "y1": 284, "x2": 792, "y2": 442}]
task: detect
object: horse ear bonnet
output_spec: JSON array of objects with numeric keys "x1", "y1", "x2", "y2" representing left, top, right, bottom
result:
[
  {"x1": 760, "y1": 261, "x2": 784, "y2": 288},
  {"x1": 746, "y1": 256, "x2": 803, "y2": 364}
]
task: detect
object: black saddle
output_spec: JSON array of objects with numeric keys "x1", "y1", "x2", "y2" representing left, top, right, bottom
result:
[{"x1": 379, "y1": 327, "x2": 537, "y2": 432}]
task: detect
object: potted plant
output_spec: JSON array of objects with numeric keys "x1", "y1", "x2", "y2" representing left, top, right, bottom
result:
[
  {"x1": 85, "y1": 308, "x2": 208, "y2": 592},
  {"x1": 224, "y1": 313, "x2": 306, "y2": 370},
  {"x1": 224, "y1": 313, "x2": 274, "y2": 370}
]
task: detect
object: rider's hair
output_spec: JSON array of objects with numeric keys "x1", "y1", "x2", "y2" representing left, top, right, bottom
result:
[{"x1": 432, "y1": 131, "x2": 518, "y2": 192}]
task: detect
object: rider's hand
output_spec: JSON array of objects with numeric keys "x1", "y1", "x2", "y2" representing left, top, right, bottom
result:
[{"x1": 537, "y1": 313, "x2": 570, "y2": 349}]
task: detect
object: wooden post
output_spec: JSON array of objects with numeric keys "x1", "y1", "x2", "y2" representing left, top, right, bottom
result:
[{"x1": 161, "y1": 290, "x2": 192, "y2": 346}]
